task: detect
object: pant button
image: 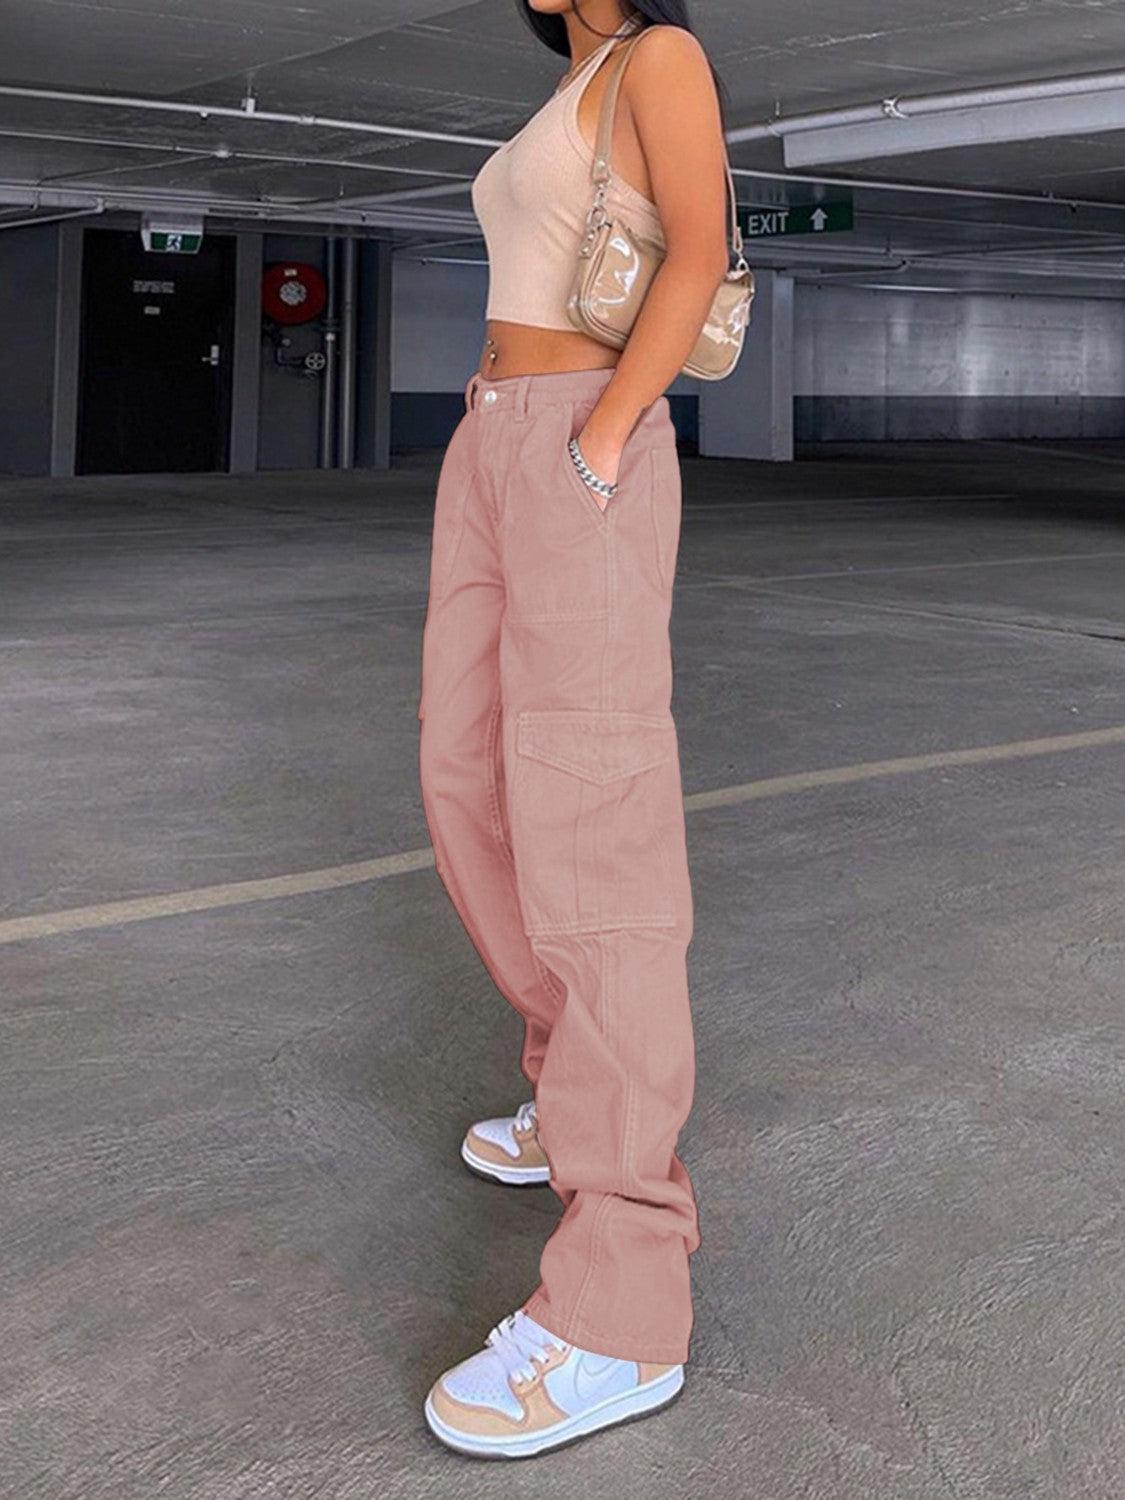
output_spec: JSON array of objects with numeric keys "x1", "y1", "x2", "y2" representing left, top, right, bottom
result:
[{"x1": 483, "y1": 390, "x2": 498, "y2": 406}]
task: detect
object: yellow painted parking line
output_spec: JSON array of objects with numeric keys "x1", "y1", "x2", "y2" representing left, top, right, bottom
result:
[{"x1": 2, "y1": 724, "x2": 1122, "y2": 946}]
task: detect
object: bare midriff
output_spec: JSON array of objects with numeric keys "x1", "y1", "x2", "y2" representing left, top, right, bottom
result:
[{"x1": 477, "y1": 319, "x2": 621, "y2": 380}]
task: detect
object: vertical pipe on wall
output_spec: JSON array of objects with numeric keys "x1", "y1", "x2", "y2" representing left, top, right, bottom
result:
[
  {"x1": 338, "y1": 236, "x2": 358, "y2": 470},
  {"x1": 370, "y1": 239, "x2": 393, "y2": 469},
  {"x1": 319, "y1": 235, "x2": 339, "y2": 468}
]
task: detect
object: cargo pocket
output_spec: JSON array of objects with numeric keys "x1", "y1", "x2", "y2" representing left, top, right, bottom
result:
[{"x1": 509, "y1": 708, "x2": 679, "y2": 936}]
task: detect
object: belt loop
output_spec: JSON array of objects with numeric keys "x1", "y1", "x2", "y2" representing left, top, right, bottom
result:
[
  {"x1": 513, "y1": 374, "x2": 532, "y2": 423},
  {"x1": 464, "y1": 371, "x2": 480, "y2": 412}
]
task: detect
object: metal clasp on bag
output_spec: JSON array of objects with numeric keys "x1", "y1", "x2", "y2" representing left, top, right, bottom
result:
[
  {"x1": 728, "y1": 219, "x2": 751, "y2": 278},
  {"x1": 578, "y1": 182, "x2": 610, "y2": 259}
]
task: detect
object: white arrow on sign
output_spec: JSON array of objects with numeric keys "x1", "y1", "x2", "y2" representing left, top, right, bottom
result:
[{"x1": 811, "y1": 208, "x2": 828, "y2": 231}]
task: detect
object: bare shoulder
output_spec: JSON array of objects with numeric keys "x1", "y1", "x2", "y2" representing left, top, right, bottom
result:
[{"x1": 624, "y1": 23, "x2": 713, "y2": 88}]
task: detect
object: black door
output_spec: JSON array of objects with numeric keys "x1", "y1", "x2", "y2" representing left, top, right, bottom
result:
[{"x1": 77, "y1": 229, "x2": 235, "y2": 474}]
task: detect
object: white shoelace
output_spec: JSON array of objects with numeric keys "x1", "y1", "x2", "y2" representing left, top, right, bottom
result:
[
  {"x1": 486, "y1": 1310, "x2": 566, "y2": 1383},
  {"x1": 514, "y1": 1099, "x2": 537, "y2": 1132}
]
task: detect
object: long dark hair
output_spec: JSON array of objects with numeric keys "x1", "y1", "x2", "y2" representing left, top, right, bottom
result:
[{"x1": 515, "y1": 1, "x2": 730, "y2": 132}]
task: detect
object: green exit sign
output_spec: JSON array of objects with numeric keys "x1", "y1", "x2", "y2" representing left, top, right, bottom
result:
[
  {"x1": 140, "y1": 215, "x2": 205, "y2": 254},
  {"x1": 144, "y1": 230, "x2": 203, "y2": 254},
  {"x1": 738, "y1": 199, "x2": 854, "y2": 239}
]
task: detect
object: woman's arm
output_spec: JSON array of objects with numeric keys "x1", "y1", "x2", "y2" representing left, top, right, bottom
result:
[{"x1": 577, "y1": 26, "x2": 731, "y2": 488}]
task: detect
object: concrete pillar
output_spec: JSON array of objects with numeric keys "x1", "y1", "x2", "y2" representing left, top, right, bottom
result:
[
  {"x1": 229, "y1": 233, "x2": 263, "y2": 474},
  {"x1": 356, "y1": 239, "x2": 393, "y2": 470},
  {"x1": 697, "y1": 268, "x2": 794, "y2": 462},
  {"x1": 50, "y1": 223, "x2": 84, "y2": 478}
]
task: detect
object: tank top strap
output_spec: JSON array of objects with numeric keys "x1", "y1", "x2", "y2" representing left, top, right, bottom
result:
[{"x1": 553, "y1": 16, "x2": 643, "y2": 99}]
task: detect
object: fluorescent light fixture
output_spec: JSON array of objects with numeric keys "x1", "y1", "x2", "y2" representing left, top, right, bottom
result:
[
  {"x1": 416, "y1": 256, "x2": 488, "y2": 267},
  {"x1": 785, "y1": 89, "x2": 1125, "y2": 168},
  {"x1": 825, "y1": 282, "x2": 963, "y2": 293}
]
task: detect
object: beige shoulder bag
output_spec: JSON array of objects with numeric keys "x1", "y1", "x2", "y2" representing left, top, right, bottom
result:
[{"x1": 565, "y1": 30, "x2": 755, "y2": 381}]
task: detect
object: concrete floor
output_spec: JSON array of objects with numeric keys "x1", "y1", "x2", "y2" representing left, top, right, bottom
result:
[{"x1": 2, "y1": 440, "x2": 1124, "y2": 1499}]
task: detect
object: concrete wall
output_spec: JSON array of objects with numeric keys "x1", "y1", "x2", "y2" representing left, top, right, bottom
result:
[
  {"x1": 5, "y1": 231, "x2": 1125, "y2": 476},
  {"x1": 388, "y1": 268, "x2": 1125, "y2": 448},
  {"x1": 390, "y1": 255, "x2": 702, "y2": 447},
  {"x1": 0, "y1": 225, "x2": 60, "y2": 476},
  {"x1": 392, "y1": 257, "x2": 486, "y2": 393},
  {"x1": 795, "y1": 285, "x2": 1125, "y2": 441},
  {"x1": 390, "y1": 257, "x2": 486, "y2": 447}
]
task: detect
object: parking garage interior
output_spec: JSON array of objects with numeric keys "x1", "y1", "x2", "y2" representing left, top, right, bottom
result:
[{"x1": 2, "y1": 2, "x2": 1124, "y2": 1496}]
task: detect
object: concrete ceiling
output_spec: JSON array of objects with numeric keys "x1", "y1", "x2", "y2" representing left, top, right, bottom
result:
[{"x1": 4, "y1": 0, "x2": 1125, "y2": 294}]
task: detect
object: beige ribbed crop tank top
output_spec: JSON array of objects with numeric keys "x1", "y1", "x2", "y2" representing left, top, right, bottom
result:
[{"x1": 470, "y1": 19, "x2": 665, "y2": 331}]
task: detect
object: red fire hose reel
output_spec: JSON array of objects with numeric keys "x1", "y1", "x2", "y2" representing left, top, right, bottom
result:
[{"x1": 261, "y1": 261, "x2": 327, "y2": 325}]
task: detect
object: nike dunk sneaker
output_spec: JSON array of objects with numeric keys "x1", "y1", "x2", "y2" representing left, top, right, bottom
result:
[
  {"x1": 424, "y1": 1308, "x2": 684, "y2": 1459},
  {"x1": 460, "y1": 1099, "x2": 551, "y2": 1187}
]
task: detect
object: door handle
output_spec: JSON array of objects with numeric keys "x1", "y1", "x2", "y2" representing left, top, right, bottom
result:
[{"x1": 201, "y1": 344, "x2": 220, "y2": 366}]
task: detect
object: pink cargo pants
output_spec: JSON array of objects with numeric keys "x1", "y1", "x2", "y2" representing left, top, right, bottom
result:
[{"x1": 417, "y1": 365, "x2": 700, "y2": 1364}]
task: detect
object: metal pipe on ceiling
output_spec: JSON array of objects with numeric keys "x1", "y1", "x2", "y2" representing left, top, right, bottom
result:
[
  {"x1": 285, "y1": 178, "x2": 474, "y2": 211},
  {"x1": 0, "y1": 128, "x2": 1114, "y2": 222},
  {"x1": 39, "y1": 152, "x2": 216, "y2": 187},
  {"x1": 0, "y1": 126, "x2": 473, "y2": 185},
  {"x1": 0, "y1": 203, "x2": 105, "y2": 232},
  {"x1": 3, "y1": 120, "x2": 1125, "y2": 223},
  {"x1": 676, "y1": 232, "x2": 1125, "y2": 280},
  {"x1": 789, "y1": 253, "x2": 1125, "y2": 282},
  {"x1": 0, "y1": 180, "x2": 478, "y2": 232},
  {"x1": 6, "y1": 176, "x2": 1125, "y2": 278},
  {"x1": 269, "y1": 154, "x2": 1125, "y2": 215},
  {"x1": 392, "y1": 234, "x2": 487, "y2": 255},
  {"x1": 727, "y1": 65, "x2": 1125, "y2": 143},
  {"x1": 795, "y1": 260, "x2": 911, "y2": 282},
  {"x1": 224, "y1": 158, "x2": 1125, "y2": 223},
  {"x1": 914, "y1": 237, "x2": 1125, "y2": 261},
  {"x1": 858, "y1": 208, "x2": 1125, "y2": 240},
  {"x1": 0, "y1": 81, "x2": 503, "y2": 150},
  {"x1": 13, "y1": 67, "x2": 1125, "y2": 149},
  {"x1": 727, "y1": 168, "x2": 1125, "y2": 216},
  {"x1": 6, "y1": 75, "x2": 1125, "y2": 217}
]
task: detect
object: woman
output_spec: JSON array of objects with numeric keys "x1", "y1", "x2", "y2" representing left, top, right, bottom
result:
[{"x1": 417, "y1": 0, "x2": 732, "y2": 1459}]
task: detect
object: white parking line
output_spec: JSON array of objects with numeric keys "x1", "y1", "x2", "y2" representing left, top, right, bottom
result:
[
  {"x1": 2, "y1": 723, "x2": 1122, "y2": 946},
  {"x1": 680, "y1": 491, "x2": 1017, "y2": 515},
  {"x1": 0, "y1": 849, "x2": 435, "y2": 946},
  {"x1": 685, "y1": 724, "x2": 1125, "y2": 809},
  {"x1": 1007, "y1": 443, "x2": 1125, "y2": 468},
  {"x1": 678, "y1": 547, "x2": 1125, "y2": 588}
]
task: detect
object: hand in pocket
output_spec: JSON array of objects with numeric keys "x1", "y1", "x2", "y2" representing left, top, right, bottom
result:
[{"x1": 574, "y1": 420, "x2": 625, "y2": 491}]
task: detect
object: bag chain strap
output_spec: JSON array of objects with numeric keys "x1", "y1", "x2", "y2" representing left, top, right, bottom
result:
[{"x1": 577, "y1": 28, "x2": 749, "y2": 275}]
